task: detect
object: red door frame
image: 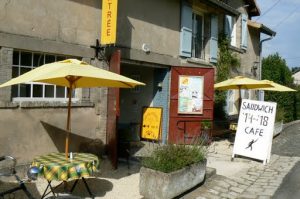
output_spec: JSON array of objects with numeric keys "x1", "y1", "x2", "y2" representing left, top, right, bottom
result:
[{"x1": 106, "y1": 50, "x2": 121, "y2": 169}]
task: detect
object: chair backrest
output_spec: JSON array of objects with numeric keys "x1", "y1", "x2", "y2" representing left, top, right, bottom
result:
[{"x1": 0, "y1": 156, "x2": 17, "y2": 177}]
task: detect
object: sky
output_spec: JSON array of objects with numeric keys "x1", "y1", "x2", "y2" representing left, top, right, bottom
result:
[{"x1": 254, "y1": 0, "x2": 300, "y2": 68}]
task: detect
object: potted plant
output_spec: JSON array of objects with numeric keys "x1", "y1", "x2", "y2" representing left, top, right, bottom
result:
[
  {"x1": 139, "y1": 139, "x2": 207, "y2": 199},
  {"x1": 201, "y1": 119, "x2": 212, "y2": 130}
]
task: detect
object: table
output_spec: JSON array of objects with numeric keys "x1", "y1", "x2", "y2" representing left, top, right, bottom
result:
[{"x1": 32, "y1": 152, "x2": 99, "y2": 198}]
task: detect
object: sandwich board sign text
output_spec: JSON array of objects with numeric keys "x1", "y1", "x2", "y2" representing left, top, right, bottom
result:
[{"x1": 232, "y1": 99, "x2": 277, "y2": 164}]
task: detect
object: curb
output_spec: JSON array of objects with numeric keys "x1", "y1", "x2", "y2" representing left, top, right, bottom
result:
[{"x1": 206, "y1": 167, "x2": 216, "y2": 179}]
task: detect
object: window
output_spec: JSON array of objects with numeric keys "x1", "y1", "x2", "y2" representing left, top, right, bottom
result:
[
  {"x1": 227, "y1": 90, "x2": 236, "y2": 115},
  {"x1": 180, "y1": 2, "x2": 211, "y2": 60},
  {"x1": 241, "y1": 14, "x2": 248, "y2": 49},
  {"x1": 225, "y1": 15, "x2": 237, "y2": 47},
  {"x1": 191, "y1": 12, "x2": 204, "y2": 59},
  {"x1": 11, "y1": 50, "x2": 76, "y2": 101}
]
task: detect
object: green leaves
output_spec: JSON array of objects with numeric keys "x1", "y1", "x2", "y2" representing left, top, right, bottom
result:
[
  {"x1": 262, "y1": 53, "x2": 296, "y2": 122},
  {"x1": 142, "y1": 143, "x2": 206, "y2": 173}
]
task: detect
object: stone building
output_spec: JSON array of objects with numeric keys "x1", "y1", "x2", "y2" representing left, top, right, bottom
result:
[{"x1": 0, "y1": 0, "x2": 274, "y2": 166}]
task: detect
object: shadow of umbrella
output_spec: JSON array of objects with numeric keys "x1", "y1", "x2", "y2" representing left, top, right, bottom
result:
[{"x1": 41, "y1": 121, "x2": 105, "y2": 156}]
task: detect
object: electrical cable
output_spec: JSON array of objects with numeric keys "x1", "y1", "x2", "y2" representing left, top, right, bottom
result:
[
  {"x1": 255, "y1": 0, "x2": 281, "y2": 21},
  {"x1": 273, "y1": 5, "x2": 300, "y2": 29}
]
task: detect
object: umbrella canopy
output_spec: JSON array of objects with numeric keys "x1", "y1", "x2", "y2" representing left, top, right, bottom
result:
[
  {"x1": 257, "y1": 80, "x2": 296, "y2": 92},
  {"x1": 0, "y1": 59, "x2": 145, "y2": 159},
  {"x1": 214, "y1": 76, "x2": 273, "y2": 90},
  {"x1": 0, "y1": 59, "x2": 144, "y2": 88},
  {"x1": 214, "y1": 76, "x2": 274, "y2": 113}
]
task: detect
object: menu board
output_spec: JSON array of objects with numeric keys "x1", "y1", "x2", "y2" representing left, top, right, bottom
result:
[
  {"x1": 178, "y1": 75, "x2": 204, "y2": 114},
  {"x1": 232, "y1": 99, "x2": 277, "y2": 164},
  {"x1": 141, "y1": 107, "x2": 163, "y2": 140}
]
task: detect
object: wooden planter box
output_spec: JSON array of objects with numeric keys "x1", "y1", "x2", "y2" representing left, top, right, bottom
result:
[{"x1": 139, "y1": 159, "x2": 207, "y2": 199}]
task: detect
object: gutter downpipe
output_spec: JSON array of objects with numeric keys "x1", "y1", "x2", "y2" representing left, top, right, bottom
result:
[{"x1": 259, "y1": 36, "x2": 274, "y2": 101}]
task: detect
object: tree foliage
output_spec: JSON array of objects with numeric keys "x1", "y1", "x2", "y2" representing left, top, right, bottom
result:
[{"x1": 262, "y1": 53, "x2": 296, "y2": 122}]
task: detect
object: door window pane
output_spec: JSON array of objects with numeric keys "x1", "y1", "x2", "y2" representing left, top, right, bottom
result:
[
  {"x1": 12, "y1": 67, "x2": 19, "y2": 78},
  {"x1": 45, "y1": 55, "x2": 55, "y2": 64},
  {"x1": 19, "y1": 84, "x2": 31, "y2": 97},
  {"x1": 33, "y1": 84, "x2": 43, "y2": 97},
  {"x1": 21, "y1": 52, "x2": 32, "y2": 66},
  {"x1": 56, "y1": 86, "x2": 65, "y2": 98},
  {"x1": 11, "y1": 85, "x2": 18, "y2": 98},
  {"x1": 56, "y1": 56, "x2": 66, "y2": 61},
  {"x1": 13, "y1": 51, "x2": 19, "y2": 65},
  {"x1": 20, "y1": 67, "x2": 31, "y2": 75},
  {"x1": 34, "y1": 53, "x2": 44, "y2": 67},
  {"x1": 45, "y1": 85, "x2": 54, "y2": 98}
]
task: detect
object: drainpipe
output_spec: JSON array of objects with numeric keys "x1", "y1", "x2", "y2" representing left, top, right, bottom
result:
[{"x1": 258, "y1": 36, "x2": 274, "y2": 101}]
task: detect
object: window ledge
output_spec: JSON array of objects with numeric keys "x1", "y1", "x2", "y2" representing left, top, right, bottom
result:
[
  {"x1": 0, "y1": 102, "x2": 19, "y2": 109},
  {"x1": 186, "y1": 58, "x2": 212, "y2": 66},
  {"x1": 0, "y1": 101, "x2": 94, "y2": 109},
  {"x1": 18, "y1": 101, "x2": 95, "y2": 108},
  {"x1": 228, "y1": 45, "x2": 245, "y2": 53}
]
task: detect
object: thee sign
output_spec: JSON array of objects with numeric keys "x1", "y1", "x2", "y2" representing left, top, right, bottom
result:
[{"x1": 232, "y1": 99, "x2": 277, "y2": 164}]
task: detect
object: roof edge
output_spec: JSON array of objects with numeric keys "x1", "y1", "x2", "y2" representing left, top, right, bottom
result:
[
  {"x1": 248, "y1": 20, "x2": 276, "y2": 37},
  {"x1": 206, "y1": 0, "x2": 240, "y2": 16}
]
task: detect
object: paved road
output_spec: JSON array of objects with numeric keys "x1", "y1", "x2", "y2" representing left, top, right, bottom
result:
[
  {"x1": 180, "y1": 121, "x2": 300, "y2": 199},
  {"x1": 272, "y1": 122, "x2": 300, "y2": 198},
  {"x1": 273, "y1": 161, "x2": 300, "y2": 199},
  {"x1": 272, "y1": 122, "x2": 300, "y2": 156}
]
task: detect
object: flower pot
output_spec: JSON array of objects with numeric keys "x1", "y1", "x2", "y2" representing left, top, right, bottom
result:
[{"x1": 139, "y1": 159, "x2": 207, "y2": 199}]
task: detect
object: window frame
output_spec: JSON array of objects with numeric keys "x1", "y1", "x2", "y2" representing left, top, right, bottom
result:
[
  {"x1": 225, "y1": 15, "x2": 237, "y2": 47},
  {"x1": 191, "y1": 11, "x2": 205, "y2": 60},
  {"x1": 11, "y1": 50, "x2": 79, "y2": 102},
  {"x1": 227, "y1": 89, "x2": 236, "y2": 115}
]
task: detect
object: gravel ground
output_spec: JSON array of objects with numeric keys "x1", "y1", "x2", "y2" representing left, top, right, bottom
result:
[{"x1": 0, "y1": 139, "x2": 258, "y2": 199}]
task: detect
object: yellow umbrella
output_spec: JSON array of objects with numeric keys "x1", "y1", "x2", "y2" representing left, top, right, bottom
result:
[
  {"x1": 214, "y1": 76, "x2": 274, "y2": 111},
  {"x1": 214, "y1": 76, "x2": 273, "y2": 90},
  {"x1": 258, "y1": 80, "x2": 296, "y2": 92},
  {"x1": 0, "y1": 59, "x2": 145, "y2": 159}
]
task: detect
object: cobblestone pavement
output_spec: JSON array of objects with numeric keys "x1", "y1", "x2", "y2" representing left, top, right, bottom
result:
[{"x1": 181, "y1": 122, "x2": 300, "y2": 199}]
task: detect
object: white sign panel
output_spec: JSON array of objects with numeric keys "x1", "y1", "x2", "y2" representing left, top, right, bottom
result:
[{"x1": 232, "y1": 99, "x2": 277, "y2": 163}]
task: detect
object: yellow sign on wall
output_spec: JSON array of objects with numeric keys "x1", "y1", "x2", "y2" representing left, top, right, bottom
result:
[
  {"x1": 101, "y1": 0, "x2": 118, "y2": 45},
  {"x1": 141, "y1": 107, "x2": 163, "y2": 140}
]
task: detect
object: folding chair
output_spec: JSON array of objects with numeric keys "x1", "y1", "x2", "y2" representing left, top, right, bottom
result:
[{"x1": 0, "y1": 156, "x2": 34, "y2": 199}]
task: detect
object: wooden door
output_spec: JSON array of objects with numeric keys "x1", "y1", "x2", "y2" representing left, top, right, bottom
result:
[{"x1": 169, "y1": 66, "x2": 214, "y2": 144}]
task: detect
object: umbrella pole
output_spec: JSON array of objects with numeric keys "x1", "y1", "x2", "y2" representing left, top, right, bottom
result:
[
  {"x1": 238, "y1": 86, "x2": 242, "y2": 113},
  {"x1": 65, "y1": 84, "x2": 73, "y2": 160}
]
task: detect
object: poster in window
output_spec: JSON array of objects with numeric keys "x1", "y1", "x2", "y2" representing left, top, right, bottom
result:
[
  {"x1": 178, "y1": 75, "x2": 204, "y2": 114},
  {"x1": 141, "y1": 107, "x2": 163, "y2": 141}
]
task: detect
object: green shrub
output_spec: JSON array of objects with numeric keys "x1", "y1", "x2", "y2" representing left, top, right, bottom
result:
[{"x1": 142, "y1": 141, "x2": 207, "y2": 173}]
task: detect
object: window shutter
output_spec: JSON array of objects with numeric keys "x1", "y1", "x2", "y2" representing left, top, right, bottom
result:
[
  {"x1": 241, "y1": 14, "x2": 248, "y2": 50},
  {"x1": 210, "y1": 15, "x2": 218, "y2": 63},
  {"x1": 180, "y1": 0, "x2": 192, "y2": 57},
  {"x1": 224, "y1": 15, "x2": 232, "y2": 40}
]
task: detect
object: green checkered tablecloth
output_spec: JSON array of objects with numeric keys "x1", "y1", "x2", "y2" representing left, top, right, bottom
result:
[{"x1": 32, "y1": 152, "x2": 99, "y2": 181}]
